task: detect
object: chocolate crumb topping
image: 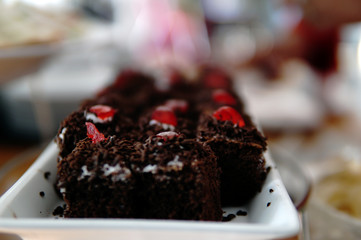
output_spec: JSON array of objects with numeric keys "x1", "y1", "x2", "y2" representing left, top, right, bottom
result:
[{"x1": 236, "y1": 209, "x2": 248, "y2": 216}]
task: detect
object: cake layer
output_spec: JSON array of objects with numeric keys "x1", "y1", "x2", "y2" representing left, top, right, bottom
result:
[
  {"x1": 197, "y1": 114, "x2": 268, "y2": 205},
  {"x1": 132, "y1": 133, "x2": 222, "y2": 220},
  {"x1": 57, "y1": 137, "x2": 137, "y2": 218}
]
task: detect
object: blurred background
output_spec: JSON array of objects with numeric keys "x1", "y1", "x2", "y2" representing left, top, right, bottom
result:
[{"x1": 0, "y1": 0, "x2": 361, "y2": 239}]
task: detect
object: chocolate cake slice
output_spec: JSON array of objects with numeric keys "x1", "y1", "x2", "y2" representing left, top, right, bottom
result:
[
  {"x1": 197, "y1": 108, "x2": 268, "y2": 206},
  {"x1": 56, "y1": 104, "x2": 135, "y2": 159},
  {"x1": 137, "y1": 102, "x2": 196, "y2": 141},
  {"x1": 94, "y1": 69, "x2": 162, "y2": 118},
  {"x1": 132, "y1": 132, "x2": 222, "y2": 220},
  {"x1": 57, "y1": 135, "x2": 139, "y2": 218},
  {"x1": 197, "y1": 65, "x2": 233, "y2": 90}
]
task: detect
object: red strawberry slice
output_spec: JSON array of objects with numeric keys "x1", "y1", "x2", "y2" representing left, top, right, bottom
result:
[
  {"x1": 202, "y1": 69, "x2": 231, "y2": 89},
  {"x1": 212, "y1": 90, "x2": 236, "y2": 106},
  {"x1": 89, "y1": 105, "x2": 116, "y2": 121},
  {"x1": 113, "y1": 69, "x2": 135, "y2": 89},
  {"x1": 212, "y1": 106, "x2": 245, "y2": 127},
  {"x1": 164, "y1": 99, "x2": 188, "y2": 113},
  {"x1": 156, "y1": 131, "x2": 180, "y2": 141},
  {"x1": 169, "y1": 71, "x2": 184, "y2": 86},
  {"x1": 151, "y1": 106, "x2": 177, "y2": 127},
  {"x1": 86, "y1": 122, "x2": 106, "y2": 143}
]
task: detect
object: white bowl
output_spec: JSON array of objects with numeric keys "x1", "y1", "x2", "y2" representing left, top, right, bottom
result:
[
  {"x1": 311, "y1": 196, "x2": 361, "y2": 238},
  {"x1": 306, "y1": 152, "x2": 361, "y2": 239},
  {"x1": 310, "y1": 168, "x2": 361, "y2": 239}
]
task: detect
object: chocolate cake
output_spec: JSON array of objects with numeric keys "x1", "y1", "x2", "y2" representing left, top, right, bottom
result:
[
  {"x1": 57, "y1": 127, "x2": 222, "y2": 220},
  {"x1": 198, "y1": 65, "x2": 233, "y2": 90},
  {"x1": 56, "y1": 104, "x2": 135, "y2": 159},
  {"x1": 197, "y1": 110, "x2": 268, "y2": 205},
  {"x1": 57, "y1": 136, "x2": 137, "y2": 218},
  {"x1": 55, "y1": 65, "x2": 268, "y2": 220},
  {"x1": 83, "y1": 69, "x2": 161, "y2": 119},
  {"x1": 132, "y1": 132, "x2": 222, "y2": 220},
  {"x1": 137, "y1": 102, "x2": 197, "y2": 141}
]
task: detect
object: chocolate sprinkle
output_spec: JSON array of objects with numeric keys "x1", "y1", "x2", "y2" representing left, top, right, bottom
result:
[
  {"x1": 267, "y1": 202, "x2": 271, "y2": 207},
  {"x1": 44, "y1": 172, "x2": 51, "y2": 180},
  {"x1": 39, "y1": 191, "x2": 45, "y2": 197},
  {"x1": 222, "y1": 213, "x2": 236, "y2": 222},
  {"x1": 236, "y1": 209, "x2": 247, "y2": 216},
  {"x1": 269, "y1": 189, "x2": 274, "y2": 193},
  {"x1": 53, "y1": 205, "x2": 65, "y2": 217}
]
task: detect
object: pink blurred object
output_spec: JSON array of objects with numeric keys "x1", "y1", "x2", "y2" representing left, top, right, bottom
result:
[{"x1": 123, "y1": 0, "x2": 210, "y2": 69}]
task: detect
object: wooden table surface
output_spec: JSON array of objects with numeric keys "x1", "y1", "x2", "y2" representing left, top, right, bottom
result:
[
  {"x1": 0, "y1": 143, "x2": 40, "y2": 240},
  {"x1": 0, "y1": 143, "x2": 40, "y2": 196}
]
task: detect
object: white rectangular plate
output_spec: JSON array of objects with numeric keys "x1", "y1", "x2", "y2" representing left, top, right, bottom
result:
[{"x1": 0, "y1": 142, "x2": 299, "y2": 240}]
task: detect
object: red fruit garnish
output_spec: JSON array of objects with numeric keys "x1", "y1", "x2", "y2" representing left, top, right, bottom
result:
[
  {"x1": 202, "y1": 68, "x2": 231, "y2": 89},
  {"x1": 151, "y1": 106, "x2": 177, "y2": 127},
  {"x1": 113, "y1": 69, "x2": 136, "y2": 89},
  {"x1": 164, "y1": 99, "x2": 188, "y2": 113},
  {"x1": 89, "y1": 105, "x2": 117, "y2": 121},
  {"x1": 86, "y1": 122, "x2": 106, "y2": 143},
  {"x1": 156, "y1": 131, "x2": 180, "y2": 141},
  {"x1": 212, "y1": 106, "x2": 245, "y2": 127},
  {"x1": 212, "y1": 90, "x2": 236, "y2": 106},
  {"x1": 169, "y1": 71, "x2": 184, "y2": 86}
]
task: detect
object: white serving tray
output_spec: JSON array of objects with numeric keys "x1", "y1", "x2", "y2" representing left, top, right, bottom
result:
[{"x1": 0, "y1": 142, "x2": 299, "y2": 240}]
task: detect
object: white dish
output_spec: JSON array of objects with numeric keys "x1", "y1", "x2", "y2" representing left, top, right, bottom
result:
[{"x1": 0, "y1": 142, "x2": 299, "y2": 240}]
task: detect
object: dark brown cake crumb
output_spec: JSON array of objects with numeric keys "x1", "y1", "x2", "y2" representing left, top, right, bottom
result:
[
  {"x1": 197, "y1": 113, "x2": 268, "y2": 206},
  {"x1": 222, "y1": 214, "x2": 236, "y2": 222},
  {"x1": 236, "y1": 209, "x2": 248, "y2": 216},
  {"x1": 269, "y1": 188, "x2": 274, "y2": 193},
  {"x1": 267, "y1": 202, "x2": 271, "y2": 207},
  {"x1": 39, "y1": 191, "x2": 45, "y2": 197},
  {"x1": 44, "y1": 172, "x2": 51, "y2": 180},
  {"x1": 53, "y1": 205, "x2": 65, "y2": 217}
]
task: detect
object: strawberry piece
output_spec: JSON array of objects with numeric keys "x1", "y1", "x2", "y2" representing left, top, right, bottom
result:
[
  {"x1": 212, "y1": 90, "x2": 236, "y2": 106},
  {"x1": 164, "y1": 99, "x2": 188, "y2": 113},
  {"x1": 169, "y1": 71, "x2": 184, "y2": 86},
  {"x1": 113, "y1": 69, "x2": 136, "y2": 89},
  {"x1": 156, "y1": 131, "x2": 180, "y2": 141},
  {"x1": 86, "y1": 122, "x2": 106, "y2": 143},
  {"x1": 202, "y1": 68, "x2": 231, "y2": 89},
  {"x1": 151, "y1": 106, "x2": 177, "y2": 127},
  {"x1": 89, "y1": 105, "x2": 117, "y2": 121},
  {"x1": 212, "y1": 106, "x2": 245, "y2": 127}
]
